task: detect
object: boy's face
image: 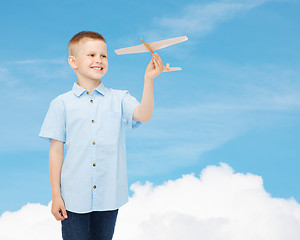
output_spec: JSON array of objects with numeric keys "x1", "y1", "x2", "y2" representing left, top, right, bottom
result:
[{"x1": 69, "y1": 39, "x2": 108, "y2": 82}]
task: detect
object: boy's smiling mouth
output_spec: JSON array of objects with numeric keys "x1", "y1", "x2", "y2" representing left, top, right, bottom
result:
[{"x1": 91, "y1": 66, "x2": 104, "y2": 71}]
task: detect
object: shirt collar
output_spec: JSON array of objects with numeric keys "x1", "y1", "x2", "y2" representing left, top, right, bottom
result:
[{"x1": 72, "y1": 81, "x2": 107, "y2": 97}]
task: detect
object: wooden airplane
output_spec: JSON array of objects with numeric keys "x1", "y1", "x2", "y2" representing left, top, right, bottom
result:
[{"x1": 114, "y1": 36, "x2": 188, "y2": 72}]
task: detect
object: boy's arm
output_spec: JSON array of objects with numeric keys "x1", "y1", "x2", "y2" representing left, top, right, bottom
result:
[
  {"x1": 49, "y1": 139, "x2": 68, "y2": 221},
  {"x1": 133, "y1": 53, "x2": 164, "y2": 122}
]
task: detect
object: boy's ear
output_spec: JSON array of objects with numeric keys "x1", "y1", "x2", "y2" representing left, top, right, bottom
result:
[{"x1": 68, "y1": 56, "x2": 77, "y2": 70}]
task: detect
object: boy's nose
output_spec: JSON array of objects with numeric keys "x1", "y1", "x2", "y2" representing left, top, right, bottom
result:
[{"x1": 95, "y1": 57, "x2": 102, "y2": 63}]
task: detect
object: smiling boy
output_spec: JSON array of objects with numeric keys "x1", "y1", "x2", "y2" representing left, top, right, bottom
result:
[{"x1": 39, "y1": 31, "x2": 164, "y2": 240}]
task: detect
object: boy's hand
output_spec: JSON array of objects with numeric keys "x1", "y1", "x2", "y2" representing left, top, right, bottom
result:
[
  {"x1": 145, "y1": 53, "x2": 164, "y2": 81},
  {"x1": 51, "y1": 196, "x2": 68, "y2": 221}
]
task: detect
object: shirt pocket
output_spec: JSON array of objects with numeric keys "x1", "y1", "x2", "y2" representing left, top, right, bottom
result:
[{"x1": 101, "y1": 111, "x2": 121, "y2": 135}]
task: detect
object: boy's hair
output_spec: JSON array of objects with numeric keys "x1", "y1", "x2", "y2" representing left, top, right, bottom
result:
[{"x1": 68, "y1": 31, "x2": 106, "y2": 56}]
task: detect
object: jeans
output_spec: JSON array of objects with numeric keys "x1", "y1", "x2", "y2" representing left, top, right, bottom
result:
[{"x1": 61, "y1": 209, "x2": 118, "y2": 240}]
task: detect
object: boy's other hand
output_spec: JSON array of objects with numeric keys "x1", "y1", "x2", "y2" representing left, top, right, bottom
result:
[
  {"x1": 51, "y1": 196, "x2": 68, "y2": 221},
  {"x1": 145, "y1": 53, "x2": 164, "y2": 81}
]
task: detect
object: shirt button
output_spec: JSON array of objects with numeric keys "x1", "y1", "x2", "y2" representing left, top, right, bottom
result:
[
  {"x1": 90, "y1": 99, "x2": 93, "y2": 103},
  {"x1": 93, "y1": 185, "x2": 96, "y2": 189},
  {"x1": 92, "y1": 141, "x2": 95, "y2": 145},
  {"x1": 92, "y1": 120, "x2": 95, "y2": 123},
  {"x1": 93, "y1": 163, "x2": 96, "y2": 167},
  {"x1": 87, "y1": 91, "x2": 89, "y2": 94}
]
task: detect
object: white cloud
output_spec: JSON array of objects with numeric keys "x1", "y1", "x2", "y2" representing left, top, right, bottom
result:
[
  {"x1": 0, "y1": 57, "x2": 71, "y2": 89},
  {"x1": 5, "y1": 58, "x2": 65, "y2": 65},
  {"x1": 0, "y1": 202, "x2": 61, "y2": 240},
  {"x1": 116, "y1": 162, "x2": 300, "y2": 240},
  {"x1": 141, "y1": 0, "x2": 271, "y2": 41},
  {"x1": 1, "y1": 163, "x2": 300, "y2": 240}
]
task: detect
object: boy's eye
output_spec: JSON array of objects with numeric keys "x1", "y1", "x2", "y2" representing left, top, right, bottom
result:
[
  {"x1": 101, "y1": 55, "x2": 107, "y2": 58},
  {"x1": 88, "y1": 54, "x2": 95, "y2": 57}
]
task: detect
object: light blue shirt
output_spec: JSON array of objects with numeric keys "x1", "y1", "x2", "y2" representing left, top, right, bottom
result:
[{"x1": 39, "y1": 82, "x2": 141, "y2": 213}]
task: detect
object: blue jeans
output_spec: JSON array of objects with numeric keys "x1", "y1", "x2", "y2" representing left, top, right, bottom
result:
[{"x1": 61, "y1": 209, "x2": 118, "y2": 240}]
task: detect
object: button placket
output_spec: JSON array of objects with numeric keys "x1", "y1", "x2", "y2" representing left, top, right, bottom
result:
[
  {"x1": 90, "y1": 94, "x2": 96, "y2": 146},
  {"x1": 90, "y1": 92, "x2": 97, "y2": 191}
]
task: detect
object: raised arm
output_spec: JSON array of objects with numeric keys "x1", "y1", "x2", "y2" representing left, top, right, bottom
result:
[{"x1": 133, "y1": 53, "x2": 164, "y2": 122}]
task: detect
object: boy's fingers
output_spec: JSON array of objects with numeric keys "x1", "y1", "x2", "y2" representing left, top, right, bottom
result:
[
  {"x1": 153, "y1": 58, "x2": 158, "y2": 68},
  {"x1": 53, "y1": 211, "x2": 64, "y2": 221},
  {"x1": 153, "y1": 54, "x2": 163, "y2": 68},
  {"x1": 154, "y1": 53, "x2": 162, "y2": 62},
  {"x1": 154, "y1": 57, "x2": 163, "y2": 70},
  {"x1": 156, "y1": 53, "x2": 162, "y2": 60},
  {"x1": 61, "y1": 207, "x2": 68, "y2": 218},
  {"x1": 155, "y1": 59, "x2": 162, "y2": 71}
]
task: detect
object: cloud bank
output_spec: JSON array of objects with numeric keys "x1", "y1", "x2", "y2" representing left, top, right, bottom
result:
[{"x1": 1, "y1": 163, "x2": 300, "y2": 240}]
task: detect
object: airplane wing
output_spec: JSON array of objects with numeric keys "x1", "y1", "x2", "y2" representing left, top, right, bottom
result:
[
  {"x1": 114, "y1": 44, "x2": 149, "y2": 55},
  {"x1": 148, "y1": 36, "x2": 188, "y2": 51},
  {"x1": 114, "y1": 36, "x2": 188, "y2": 55}
]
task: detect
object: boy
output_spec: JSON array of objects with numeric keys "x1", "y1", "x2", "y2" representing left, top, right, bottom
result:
[{"x1": 39, "y1": 31, "x2": 164, "y2": 240}]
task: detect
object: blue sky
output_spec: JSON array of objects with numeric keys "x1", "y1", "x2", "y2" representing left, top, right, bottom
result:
[{"x1": 0, "y1": 0, "x2": 299, "y2": 216}]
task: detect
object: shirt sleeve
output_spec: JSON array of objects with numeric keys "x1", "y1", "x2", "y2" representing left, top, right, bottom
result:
[
  {"x1": 39, "y1": 98, "x2": 66, "y2": 143},
  {"x1": 121, "y1": 91, "x2": 142, "y2": 129}
]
